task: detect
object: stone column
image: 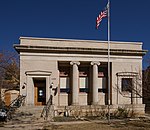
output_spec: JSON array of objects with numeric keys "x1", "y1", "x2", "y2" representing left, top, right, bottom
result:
[
  {"x1": 91, "y1": 61, "x2": 100, "y2": 105},
  {"x1": 70, "y1": 61, "x2": 80, "y2": 105}
]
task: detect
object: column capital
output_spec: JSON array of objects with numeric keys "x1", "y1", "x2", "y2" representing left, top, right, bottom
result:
[
  {"x1": 90, "y1": 61, "x2": 100, "y2": 66},
  {"x1": 70, "y1": 61, "x2": 80, "y2": 66}
]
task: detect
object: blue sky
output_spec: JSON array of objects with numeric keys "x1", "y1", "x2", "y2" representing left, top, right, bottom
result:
[{"x1": 0, "y1": 0, "x2": 150, "y2": 68}]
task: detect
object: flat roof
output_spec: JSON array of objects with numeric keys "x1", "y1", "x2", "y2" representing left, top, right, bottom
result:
[{"x1": 19, "y1": 36, "x2": 143, "y2": 45}]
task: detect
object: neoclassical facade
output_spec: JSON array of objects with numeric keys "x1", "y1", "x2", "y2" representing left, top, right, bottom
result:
[{"x1": 14, "y1": 37, "x2": 147, "y2": 115}]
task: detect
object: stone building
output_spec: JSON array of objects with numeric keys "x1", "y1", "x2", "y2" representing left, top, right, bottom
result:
[{"x1": 14, "y1": 37, "x2": 147, "y2": 115}]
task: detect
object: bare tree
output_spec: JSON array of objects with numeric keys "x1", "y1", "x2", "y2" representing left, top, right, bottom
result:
[
  {"x1": 0, "y1": 50, "x2": 19, "y2": 106},
  {"x1": 114, "y1": 67, "x2": 150, "y2": 106},
  {"x1": 115, "y1": 71, "x2": 143, "y2": 104},
  {"x1": 143, "y1": 66, "x2": 150, "y2": 104}
]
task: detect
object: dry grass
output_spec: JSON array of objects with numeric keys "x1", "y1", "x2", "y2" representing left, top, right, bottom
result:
[
  {"x1": 2, "y1": 111, "x2": 150, "y2": 130},
  {"x1": 43, "y1": 123, "x2": 110, "y2": 130},
  {"x1": 43, "y1": 119, "x2": 150, "y2": 130},
  {"x1": 1, "y1": 118, "x2": 150, "y2": 130}
]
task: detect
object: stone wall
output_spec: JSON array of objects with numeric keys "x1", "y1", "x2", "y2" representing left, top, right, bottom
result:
[{"x1": 54, "y1": 104, "x2": 145, "y2": 117}]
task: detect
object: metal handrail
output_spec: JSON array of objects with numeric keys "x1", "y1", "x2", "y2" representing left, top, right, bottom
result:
[
  {"x1": 9, "y1": 95, "x2": 26, "y2": 108},
  {"x1": 41, "y1": 95, "x2": 54, "y2": 120},
  {"x1": 7, "y1": 95, "x2": 26, "y2": 120}
]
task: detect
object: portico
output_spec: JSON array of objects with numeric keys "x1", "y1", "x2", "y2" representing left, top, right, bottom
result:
[{"x1": 58, "y1": 61, "x2": 108, "y2": 106}]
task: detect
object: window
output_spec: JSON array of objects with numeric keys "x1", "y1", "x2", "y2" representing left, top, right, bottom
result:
[
  {"x1": 60, "y1": 77, "x2": 70, "y2": 93},
  {"x1": 122, "y1": 78, "x2": 132, "y2": 92},
  {"x1": 59, "y1": 67, "x2": 70, "y2": 93},
  {"x1": 79, "y1": 77, "x2": 88, "y2": 92},
  {"x1": 98, "y1": 77, "x2": 107, "y2": 93},
  {"x1": 38, "y1": 87, "x2": 46, "y2": 102},
  {"x1": 98, "y1": 70, "x2": 107, "y2": 93},
  {"x1": 79, "y1": 67, "x2": 89, "y2": 93}
]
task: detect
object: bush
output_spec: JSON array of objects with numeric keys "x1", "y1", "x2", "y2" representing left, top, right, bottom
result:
[{"x1": 113, "y1": 107, "x2": 130, "y2": 119}]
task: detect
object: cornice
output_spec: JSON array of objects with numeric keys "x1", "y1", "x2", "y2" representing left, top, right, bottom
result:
[{"x1": 14, "y1": 44, "x2": 147, "y2": 56}]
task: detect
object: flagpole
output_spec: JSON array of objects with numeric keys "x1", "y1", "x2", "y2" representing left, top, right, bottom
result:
[
  {"x1": 96, "y1": 0, "x2": 111, "y2": 124},
  {"x1": 107, "y1": 0, "x2": 111, "y2": 124}
]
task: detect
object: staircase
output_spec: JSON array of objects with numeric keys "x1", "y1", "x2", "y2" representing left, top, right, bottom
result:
[
  {"x1": 7, "y1": 95, "x2": 26, "y2": 119},
  {"x1": 9, "y1": 106, "x2": 44, "y2": 124},
  {"x1": 6, "y1": 95, "x2": 55, "y2": 121}
]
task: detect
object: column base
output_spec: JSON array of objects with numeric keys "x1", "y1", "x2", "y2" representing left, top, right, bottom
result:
[
  {"x1": 91, "y1": 102, "x2": 98, "y2": 105},
  {"x1": 72, "y1": 102, "x2": 79, "y2": 106}
]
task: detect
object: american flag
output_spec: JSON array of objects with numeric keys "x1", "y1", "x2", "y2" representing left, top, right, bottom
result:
[{"x1": 96, "y1": 9, "x2": 107, "y2": 29}]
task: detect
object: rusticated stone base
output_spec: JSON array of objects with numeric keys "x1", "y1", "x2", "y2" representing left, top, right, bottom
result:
[{"x1": 54, "y1": 104, "x2": 145, "y2": 117}]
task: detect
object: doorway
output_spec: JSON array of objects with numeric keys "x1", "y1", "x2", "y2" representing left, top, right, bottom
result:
[{"x1": 33, "y1": 78, "x2": 46, "y2": 106}]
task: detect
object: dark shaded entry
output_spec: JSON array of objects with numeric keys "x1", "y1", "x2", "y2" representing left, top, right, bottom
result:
[{"x1": 34, "y1": 78, "x2": 46, "y2": 106}]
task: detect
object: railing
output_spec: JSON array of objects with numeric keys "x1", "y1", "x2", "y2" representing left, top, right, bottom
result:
[
  {"x1": 7, "y1": 95, "x2": 26, "y2": 120},
  {"x1": 41, "y1": 95, "x2": 54, "y2": 120},
  {"x1": 9, "y1": 95, "x2": 26, "y2": 108}
]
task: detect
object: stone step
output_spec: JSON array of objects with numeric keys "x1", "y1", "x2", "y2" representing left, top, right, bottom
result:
[
  {"x1": 16, "y1": 106, "x2": 44, "y2": 118},
  {"x1": 9, "y1": 106, "x2": 45, "y2": 123},
  {"x1": 18, "y1": 106, "x2": 43, "y2": 112}
]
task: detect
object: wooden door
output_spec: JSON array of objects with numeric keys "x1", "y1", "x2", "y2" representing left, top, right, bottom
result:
[{"x1": 34, "y1": 79, "x2": 46, "y2": 106}]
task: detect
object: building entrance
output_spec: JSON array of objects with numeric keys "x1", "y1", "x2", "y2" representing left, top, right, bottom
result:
[{"x1": 33, "y1": 78, "x2": 46, "y2": 106}]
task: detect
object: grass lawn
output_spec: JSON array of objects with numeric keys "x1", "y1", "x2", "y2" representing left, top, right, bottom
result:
[{"x1": 43, "y1": 119, "x2": 150, "y2": 130}]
